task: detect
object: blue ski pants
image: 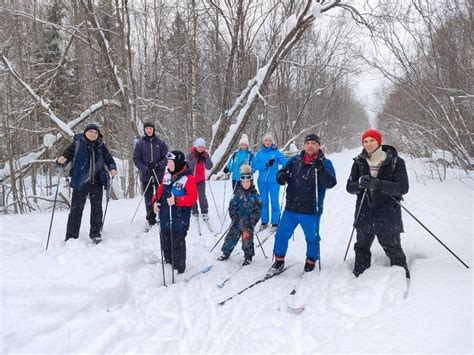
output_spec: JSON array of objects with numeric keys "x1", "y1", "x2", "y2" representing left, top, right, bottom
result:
[
  {"x1": 273, "y1": 210, "x2": 321, "y2": 260},
  {"x1": 258, "y1": 180, "x2": 280, "y2": 225}
]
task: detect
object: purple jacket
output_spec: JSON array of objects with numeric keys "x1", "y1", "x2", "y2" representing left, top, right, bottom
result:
[{"x1": 133, "y1": 135, "x2": 168, "y2": 183}]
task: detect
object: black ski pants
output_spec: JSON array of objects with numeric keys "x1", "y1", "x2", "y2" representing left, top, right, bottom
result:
[
  {"x1": 192, "y1": 181, "x2": 208, "y2": 215},
  {"x1": 142, "y1": 180, "x2": 158, "y2": 225},
  {"x1": 353, "y1": 230, "x2": 410, "y2": 278},
  {"x1": 66, "y1": 182, "x2": 103, "y2": 241},
  {"x1": 160, "y1": 229, "x2": 187, "y2": 273}
]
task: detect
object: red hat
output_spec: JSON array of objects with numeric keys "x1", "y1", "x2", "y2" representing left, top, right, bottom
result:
[{"x1": 362, "y1": 129, "x2": 382, "y2": 146}]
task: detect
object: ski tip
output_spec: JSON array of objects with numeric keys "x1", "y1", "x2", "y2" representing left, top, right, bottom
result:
[{"x1": 287, "y1": 306, "x2": 305, "y2": 313}]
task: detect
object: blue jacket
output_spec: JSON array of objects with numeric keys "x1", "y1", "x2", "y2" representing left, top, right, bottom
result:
[
  {"x1": 229, "y1": 185, "x2": 261, "y2": 231},
  {"x1": 62, "y1": 133, "x2": 116, "y2": 190},
  {"x1": 133, "y1": 134, "x2": 168, "y2": 183},
  {"x1": 226, "y1": 148, "x2": 254, "y2": 181},
  {"x1": 251, "y1": 145, "x2": 287, "y2": 184},
  {"x1": 277, "y1": 150, "x2": 336, "y2": 215}
]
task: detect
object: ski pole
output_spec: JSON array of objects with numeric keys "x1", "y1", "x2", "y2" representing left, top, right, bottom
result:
[
  {"x1": 101, "y1": 176, "x2": 114, "y2": 232},
  {"x1": 217, "y1": 181, "x2": 240, "y2": 233},
  {"x1": 207, "y1": 179, "x2": 222, "y2": 225},
  {"x1": 222, "y1": 177, "x2": 227, "y2": 213},
  {"x1": 130, "y1": 175, "x2": 153, "y2": 224},
  {"x1": 343, "y1": 190, "x2": 367, "y2": 261},
  {"x1": 168, "y1": 192, "x2": 175, "y2": 284},
  {"x1": 253, "y1": 231, "x2": 268, "y2": 259},
  {"x1": 387, "y1": 194, "x2": 470, "y2": 269},
  {"x1": 46, "y1": 167, "x2": 63, "y2": 250},
  {"x1": 209, "y1": 225, "x2": 232, "y2": 252}
]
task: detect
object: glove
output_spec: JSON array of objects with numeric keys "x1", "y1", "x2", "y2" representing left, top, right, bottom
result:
[
  {"x1": 277, "y1": 170, "x2": 290, "y2": 185},
  {"x1": 359, "y1": 175, "x2": 382, "y2": 191},
  {"x1": 147, "y1": 162, "x2": 157, "y2": 177},
  {"x1": 197, "y1": 155, "x2": 206, "y2": 162},
  {"x1": 266, "y1": 158, "x2": 275, "y2": 167},
  {"x1": 313, "y1": 158, "x2": 324, "y2": 172},
  {"x1": 223, "y1": 166, "x2": 230, "y2": 174}
]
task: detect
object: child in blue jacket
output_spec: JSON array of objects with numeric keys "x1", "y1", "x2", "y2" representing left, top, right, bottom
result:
[{"x1": 218, "y1": 165, "x2": 261, "y2": 266}]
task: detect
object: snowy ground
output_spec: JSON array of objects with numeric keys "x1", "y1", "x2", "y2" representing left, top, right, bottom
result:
[{"x1": 1, "y1": 149, "x2": 472, "y2": 354}]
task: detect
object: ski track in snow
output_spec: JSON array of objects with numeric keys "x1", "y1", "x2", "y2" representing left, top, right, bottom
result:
[{"x1": 1, "y1": 149, "x2": 472, "y2": 353}]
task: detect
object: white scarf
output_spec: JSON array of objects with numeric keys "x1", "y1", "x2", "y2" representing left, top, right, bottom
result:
[{"x1": 366, "y1": 147, "x2": 387, "y2": 177}]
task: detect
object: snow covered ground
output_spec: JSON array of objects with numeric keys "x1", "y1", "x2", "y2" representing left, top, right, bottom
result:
[{"x1": 1, "y1": 149, "x2": 472, "y2": 354}]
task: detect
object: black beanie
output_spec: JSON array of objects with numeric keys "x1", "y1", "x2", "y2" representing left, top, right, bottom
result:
[
  {"x1": 304, "y1": 133, "x2": 320, "y2": 145},
  {"x1": 168, "y1": 150, "x2": 186, "y2": 173},
  {"x1": 143, "y1": 121, "x2": 155, "y2": 134},
  {"x1": 84, "y1": 123, "x2": 101, "y2": 135}
]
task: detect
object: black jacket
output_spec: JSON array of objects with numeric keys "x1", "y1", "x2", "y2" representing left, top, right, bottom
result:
[
  {"x1": 346, "y1": 145, "x2": 409, "y2": 234},
  {"x1": 277, "y1": 150, "x2": 337, "y2": 215}
]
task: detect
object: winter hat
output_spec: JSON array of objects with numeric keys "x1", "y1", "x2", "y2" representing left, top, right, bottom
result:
[
  {"x1": 240, "y1": 164, "x2": 252, "y2": 175},
  {"x1": 239, "y1": 133, "x2": 250, "y2": 147},
  {"x1": 262, "y1": 132, "x2": 276, "y2": 144},
  {"x1": 194, "y1": 137, "x2": 206, "y2": 148},
  {"x1": 143, "y1": 121, "x2": 155, "y2": 134},
  {"x1": 167, "y1": 150, "x2": 187, "y2": 173},
  {"x1": 84, "y1": 123, "x2": 101, "y2": 135},
  {"x1": 362, "y1": 129, "x2": 382, "y2": 146},
  {"x1": 304, "y1": 133, "x2": 321, "y2": 145}
]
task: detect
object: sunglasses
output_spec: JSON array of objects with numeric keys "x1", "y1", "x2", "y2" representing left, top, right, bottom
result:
[
  {"x1": 166, "y1": 152, "x2": 176, "y2": 160},
  {"x1": 240, "y1": 175, "x2": 253, "y2": 181}
]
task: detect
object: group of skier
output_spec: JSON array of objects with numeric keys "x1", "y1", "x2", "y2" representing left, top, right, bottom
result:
[{"x1": 57, "y1": 122, "x2": 410, "y2": 279}]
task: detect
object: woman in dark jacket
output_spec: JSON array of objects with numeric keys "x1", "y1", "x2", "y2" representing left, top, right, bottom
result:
[
  {"x1": 57, "y1": 123, "x2": 117, "y2": 244},
  {"x1": 346, "y1": 129, "x2": 410, "y2": 278}
]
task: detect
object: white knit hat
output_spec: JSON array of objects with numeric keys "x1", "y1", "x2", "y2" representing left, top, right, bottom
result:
[
  {"x1": 262, "y1": 132, "x2": 275, "y2": 144},
  {"x1": 239, "y1": 133, "x2": 249, "y2": 146},
  {"x1": 194, "y1": 137, "x2": 206, "y2": 147}
]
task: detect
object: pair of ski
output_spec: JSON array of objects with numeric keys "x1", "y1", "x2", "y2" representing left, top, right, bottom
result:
[
  {"x1": 255, "y1": 224, "x2": 277, "y2": 248},
  {"x1": 195, "y1": 215, "x2": 217, "y2": 236},
  {"x1": 217, "y1": 264, "x2": 309, "y2": 313}
]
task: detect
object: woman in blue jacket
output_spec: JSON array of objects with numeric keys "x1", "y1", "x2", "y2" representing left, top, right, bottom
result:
[
  {"x1": 251, "y1": 133, "x2": 286, "y2": 231},
  {"x1": 224, "y1": 133, "x2": 254, "y2": 190}
]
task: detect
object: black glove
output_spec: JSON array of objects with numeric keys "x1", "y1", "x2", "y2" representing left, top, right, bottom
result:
[
  {"x1": 313, "y1": 158, "x2": 324, "y2": 172},
  {"x1": 147, "y1": 161, "x2": 157, "y2": 176},
  {"x1": 223, "y1": 166, "x2": 230, "y2": 174},
  {"x1": 197, "y1": 155, "x2": 206, "y2": 162},
  {"x1": 359, "y1": 175, "x2": 382, "y2": 191},
  {"x1": 277, "y1": 170, "x2": 290, "y2": 185},
  {"x1": 266, "y1": 158, "x2": 275, "y2": 167}
]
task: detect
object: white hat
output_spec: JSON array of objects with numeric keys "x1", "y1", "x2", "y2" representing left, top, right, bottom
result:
[
  {"x1": 239, "y1": 133, "x2": 249, "y2": 146},
  {"x1": 194, "y1": 137, "x2": 206, "y2": 147},
  {"x1": 262, "y1": 132, "x2": 275, "y2": 144}
]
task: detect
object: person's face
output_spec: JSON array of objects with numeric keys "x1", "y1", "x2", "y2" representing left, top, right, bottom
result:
[
  {"x1": 196, "y1": 146, "x2": 205, "y2": 153},
  {"x1": 363, "y1": 137, "x2": 379, "y2": 155},
  {"x1": 85, "y1": 130, "x2": 99, "y2": 141},
  {"x1": 304, "y1": 140, "x2": 319, "y2": 155},
  {"x1": 240, "y1": 143, "x2": 249, "y2": 150},
  {"x1": 240, "y1": 178, "x2": 252, "y2": 190},
  {"x1": 167, "y1": 160, "x2": 175, "y2": 171},
  {"x1": 145, "y1": 127, "x2": 154, "y2": 137},
  {"x1": 263, "y1": 138, "x2": 272, "y2": 147}
]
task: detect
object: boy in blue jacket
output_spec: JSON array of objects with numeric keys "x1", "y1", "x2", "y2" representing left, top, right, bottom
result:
[{"x1": 218, "y1": 165, "x2": 261, "y2": 266}]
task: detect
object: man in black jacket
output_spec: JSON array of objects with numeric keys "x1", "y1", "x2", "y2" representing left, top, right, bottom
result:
[
  {"x1": 346, "y1": 129, "x2": 410, "y2": 278},
  {"x1": 133, "y1": 121, "x2": 168, "y2": 231},
  {"x1": 267, "y1": 134, "x2": 337, "y2": 275}
]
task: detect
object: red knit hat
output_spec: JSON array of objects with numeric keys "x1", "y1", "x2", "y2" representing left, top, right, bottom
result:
[{"x1": 362, "y1": 129, "x2": 382, "y2": 146}]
